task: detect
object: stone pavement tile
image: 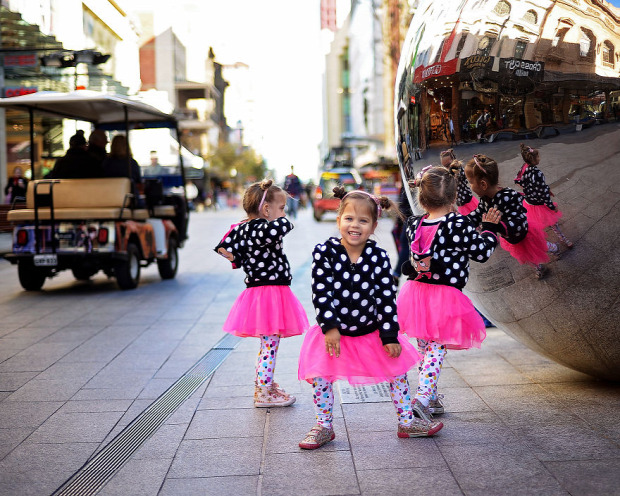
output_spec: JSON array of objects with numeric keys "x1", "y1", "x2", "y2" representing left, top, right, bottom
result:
[
  {"x1": 447, "y1": 354, "x2": 534, "y2": 386},
  {"x1": 544, "y1": 459, "x2": 620, "y2": 496},
  {"x1": 132, "y1": 424, "x2": 188, "y2": 460},
  {"x1": 342, "y1": 402, "x2": 404, "y2": 433},
  {"x1": 433, "y1": 411, "x2": 518, "y2": 446},
  {"x1": 357, "y1": 467, "x2": 462, "y2": 495},
  {"x1": 5, "y1": 379, "x2": 84, "y2": 402},
  {"x1": 168, "y1": 436, "x2": 263, "y2": 478},
  {"x1": 37, "y1": 325, "x2": 104, "y2": 345},
  {"x1": 184, "y1": 407, "x2": 266, "y2": 439},
  {"x1": 34, "y1": 360, "x2": 106, "y2": 381},
  {"x1": 434, "y1": 386, "x2": 491, "y2": 414},
  {"x1": 266, "y1": 416, "x2": 349, "y2": 454},
  {"x1": 27, "y1": 410, "x2": 124, "y2": 443},
  {"x1": 71, "y1": 385, "x2": 144, "y2": 401},
  {"x1": 0, "y1": 371, "x2": 38, "y2": 391},
  {"x1": 515, "y1": 362, "x2": 593, "y2": 384},
  {"x1": 160, "y1": 475, "x2": 259, "y2": 496},
  {"x1": 261, "y1": 451, "x2": 360, "y2": 496},
  {"x1": 0, "y1": 441, "x2": 99, "y2": 496},
  {"x1": 0, "y1": 342, "x2": 79, "y2": 373},
  {"x1": 85, "y1": 369, "x2": 155, "y2": 390},
  {"x1": 58, "y1": 399, "x2": 132, "y2": 413},
  {"x1": 0, "y1": 400, "x2": 62, "y2": 427},
  {"x1": 349, "y1": 430, "x2": 443, "y2": 470},
  {"x1": 438, "y1": 443, "x2": 567, "y2": 495},
  {"x1": 0, "y1": 427, "x2": 34, "y2": 459},
  {"x1": 137, "y1": 377, "x2": 178, "y2": 400},
  {"x1": 0, "y1": 392, "x2": 10, "y2": 401},
  {"x1": 97, "y1": 458, "x2": 173, "y2": 496}
]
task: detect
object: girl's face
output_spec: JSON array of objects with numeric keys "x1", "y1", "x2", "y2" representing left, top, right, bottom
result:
[
  {"x1": 465, "y1": 167, "x2": 487, "y2": 198},
  {"x1": 336, "y1": 200, "x2": 377, "y2": 251},
  {"x1": 261, "y1": 191, "x2": 287, "y2": 221}
]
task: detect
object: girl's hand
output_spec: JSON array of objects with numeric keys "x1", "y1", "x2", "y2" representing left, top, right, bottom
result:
[
  {"x1": 384, "y1": 343, "x2": 402, "y2": 358},
  {"x1": 217, "y1": 247, "x2": 234, "y2": 262},
  {"x1": 482, "y1": 207, "x2": 502, "y2": 224},
  {"x1": 324, "y1": 328, "x2": 341, "y2": 358}
]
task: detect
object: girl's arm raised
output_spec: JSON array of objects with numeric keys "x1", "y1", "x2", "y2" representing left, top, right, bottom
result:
[{"x1": 311, "y1": 245, "x2": 342, "y2": 334}]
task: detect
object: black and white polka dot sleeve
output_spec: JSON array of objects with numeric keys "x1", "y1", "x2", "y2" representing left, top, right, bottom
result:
[
  {"x1": 374, "y1": 250, "x2": 400, "y2": 344},
  {"x1": 454, "y1": 217, "x2": 498, "y2": 263},
  {"x1": 250, "y1": 217, "x2": 294, "y2": 246},
  {"x1": 311, "y1": 244, "x2": 341, "y2": 333}
]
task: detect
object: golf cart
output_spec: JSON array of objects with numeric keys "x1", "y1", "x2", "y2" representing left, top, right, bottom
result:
[{"x1": 0, "y1": 91, "x2": 190, "y2": 291}]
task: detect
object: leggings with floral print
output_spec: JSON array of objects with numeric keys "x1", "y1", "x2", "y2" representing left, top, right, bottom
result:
[
  {"x1": 312, "y1": 375, "x2": 414, "y2": 428},
  {"x1": 414, "y1": 339, "x2": 446, "y2": 406},
  {"x1": 255, "y1": 335, "x2": 280, "y2": 387}
]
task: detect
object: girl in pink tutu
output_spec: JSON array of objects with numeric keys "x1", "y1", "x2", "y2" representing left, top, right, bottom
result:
[
  {"x1": 465, "y1": 154, "x2": 553, "y2": 279},
  {"x1": 440, "y1": 149, "x2": 479, "y2": 215},
  {"x1": 516, "y1": 144, "x2": 573, "y2": 249},
  {"x1": 215, "y1": 179, "x2": 309, "y2": 408},
  {"x1": 397, "y1": 165, "x2": 502, "y2": 421},
  {"x1": 298, "y1": 187, "x2": 442, "y2": 450}
]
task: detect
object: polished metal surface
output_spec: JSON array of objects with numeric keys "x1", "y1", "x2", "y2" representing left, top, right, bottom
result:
[{"x1": 394, "y1": 1, "x2": 620, "y2": 381}]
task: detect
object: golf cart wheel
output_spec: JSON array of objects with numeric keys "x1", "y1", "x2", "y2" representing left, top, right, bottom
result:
[
  {"x1": 115, "y1": 242, "x2": 141, "y2": 290},
  {"x1": 17, "y1": 261, "x2": 46, "y2": 291},
  {"x1": 157, "y1": 237, "x2": 179, "y2": 280}
]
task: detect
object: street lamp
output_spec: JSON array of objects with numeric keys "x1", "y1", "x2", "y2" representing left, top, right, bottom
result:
[{"x1": 39, "y1": 49, "x2": 111, "y2": 90}]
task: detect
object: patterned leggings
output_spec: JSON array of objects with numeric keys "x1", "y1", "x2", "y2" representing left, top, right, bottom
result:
[
  {"x1": 312, "y1": 375, "x2": 414, "y2": 428},
  {"x1": 255, "y1": 335, "x2": 280, "y2": 387},
  {"x1": 415, "y1": 339, "x2": 447, "y2": 406}
]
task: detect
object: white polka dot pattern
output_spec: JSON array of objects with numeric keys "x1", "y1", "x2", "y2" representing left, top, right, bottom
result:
[
  {"x1": 467, "y1": 187, "x2": 528, "y2": 244},
  {"x1": 456, "y1": 166, "x2": 474, "y2": 206},
  {"x1": 514, "y1": 164, "x2": 555, "y2": 209}
]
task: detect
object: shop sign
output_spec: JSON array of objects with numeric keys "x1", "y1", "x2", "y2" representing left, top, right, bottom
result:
[
  {"x1": 3, "y1": 54, "x2": 37, "y2": 67},
  {"x1": 414, "y1": 59, "x2": 458, "y2": 83},
  {"x1": 460, "y1": 55, "x2": 493, "y2": 72},
  {"x1": 410, "y1": 96, "x2": 416, "y2": 104},
  {"x1": 3, "y1": 87, "x2": 38, "y2": 98},
  {"x1": 499, "y1": 58, "x2": 544, "y2": 81}
]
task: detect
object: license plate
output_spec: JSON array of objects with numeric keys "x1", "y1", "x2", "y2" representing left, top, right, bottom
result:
[{"x1": 34, "y1": 254, "x2": 58, "y2": 267}]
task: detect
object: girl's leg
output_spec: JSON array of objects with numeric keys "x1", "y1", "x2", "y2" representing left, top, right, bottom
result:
[
  {"x1": 312, "y1": 377, "x2": 334, "y2": 428},
  {"x1": 255, "y1": 334, "x2": 280, "y2": 387},
  {"x1": 551, "y1": 222, "x2": 573, "y2": 248},
  {"x1": 389, "y1": 374, "x2": 413, "y2": 426},
  {"x1": 415, "y1": 340, "x2": 446, "y2": 407}
]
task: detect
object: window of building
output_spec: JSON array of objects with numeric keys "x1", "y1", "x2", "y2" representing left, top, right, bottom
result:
[
  {"x1": 523, "y1": 10, "x2": 537, "y2": 24},
  {"x1": 602, "y1": 41, "x2": 615, "y2": 67},
  {"x1": 552, "y1": 27, "x2": 569, "y2": 47},
  {"x1": 493, "y1": 1, "x2": 511, "y2": 16},
  {"x1": 579, "y1": 28, "x2": 595, "y2": 59},
  {"x1": 514, "y1": 40, "x2": 527, "y2": 59},
  {"x1": 478, "y1": 36, "x2": 496, "y2": 56},
  {"x1": 455, "y1": 32, "x2": 468, "y2": 58}
]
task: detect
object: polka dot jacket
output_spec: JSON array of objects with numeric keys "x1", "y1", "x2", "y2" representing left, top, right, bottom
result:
[
  {"x1": 467, "y1": 187, "x2": 528, "y2": 244},
  {"x1": 514, "y1": 164, "x2": 555, "y2": 209},
  {"x1": 311, "y1": 237, "x2": 400, "y2": 345},
  {"x1": 456, "y1": 165, "x2": 474, "y2": 206},
  {"x1": 404, "y1": 212, "x2": 499, "y2": 290},
  {"x1": 214, "y1": 217, "x2": 293, "y2": 288}
]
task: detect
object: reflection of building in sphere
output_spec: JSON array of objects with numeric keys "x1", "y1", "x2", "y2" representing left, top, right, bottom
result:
[{"x1": 394, "y1": 0, "x2": 620, "y2": 380}]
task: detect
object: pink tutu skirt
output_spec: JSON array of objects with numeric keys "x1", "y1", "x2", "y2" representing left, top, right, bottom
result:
[
  {"x1": 298, "y1": 325, "x2": 421, "y2": 384},
  {"x1": 524, "y1": 200, "x2": 562, "y2": 230},
  {"x1": 397, "y1": 281, "x2": 486, "y2": 350},
  {"x1": 457, "y1": 196, "x2": 479, "y2": 216},
  {"x1": 223, "y1": 285, "x2": 309, "y2": 338},
  {"x1": 499, "y1": 224, "x2": 549, "y2": 265}
]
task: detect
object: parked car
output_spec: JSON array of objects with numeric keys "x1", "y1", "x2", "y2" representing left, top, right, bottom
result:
[{"x1": 313, "y1": 167, "x2": 362, "y2": 221}]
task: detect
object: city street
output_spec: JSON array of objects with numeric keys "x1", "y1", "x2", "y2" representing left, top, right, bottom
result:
[{"x1": 1, "y1": 125, "x2": 620, "y2": 495}]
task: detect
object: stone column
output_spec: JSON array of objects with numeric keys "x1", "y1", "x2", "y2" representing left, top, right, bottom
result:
[{"x1": 451, "y1": 83, "x2": 461, "y2": 142}]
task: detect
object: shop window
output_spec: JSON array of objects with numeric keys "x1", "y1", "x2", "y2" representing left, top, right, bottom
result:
[
  {"x1": 579, "y1": 28, "x2": 595, "y2": 59},
  {"x1": 602, "y1": 41, "x2": 614, "y2": 67},
  {"x1": 455, "y1": 32, "x2": 468, "y2": 58},
  {"x1": 552, "y1": 27, "x2": 569, "y2": 47},
  {"x1": 523, "y1": 10, "x2": 537, "y2": 25},
  {"x1": 477, "y1": 36, "x2": 496, "y2": 56},
  {"x1": 514, "y1": 40, "x2": 527, "y2": 59},
  {"x1": 493, "y1": 1, "x2": 511, "y2": 16}
]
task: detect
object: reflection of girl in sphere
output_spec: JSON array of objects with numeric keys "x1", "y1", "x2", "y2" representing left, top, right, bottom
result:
[
  {"x1": 516, "y1": 144, "x2": 573, "y2": 249},
  {"x1": 440, "y1": 149, "x2": 479, "y2": 215},
  {"x1": 465, "y1": 154, "x2": 553, "y2": 279}
]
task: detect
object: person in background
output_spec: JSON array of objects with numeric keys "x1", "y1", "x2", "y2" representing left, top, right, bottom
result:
[
  {"x1": 4, "y1": 166, "x2": 28, "y2": 204},
  {"x1": 283, "y1": 165, "x2": 303, "y2": 219},
  {"x1": 88, "y1": 129, "x2": 109, "y2": 165},
  {"x1": 102, "y1": 135, "x2": 143, "y2": 206},
  {"x1": 46, "y1": 130, "x2": 104, "y2": 179}
]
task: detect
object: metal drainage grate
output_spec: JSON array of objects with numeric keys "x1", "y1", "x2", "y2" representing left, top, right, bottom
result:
[{"x1": 53, "y1": 334, "x2": 241, "y2": 496}]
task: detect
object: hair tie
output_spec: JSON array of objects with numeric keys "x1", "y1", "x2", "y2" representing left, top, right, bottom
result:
[
  {"x1": 473, "y1": 155, "x2": 482, "y2": 168},
  {"x1": 258, "y1": 188, "x2": 269, "y2": 212},
  {"x1": 343, "y1": 190, "x2": 382, "y2": 217},
  {"x1": 528, "y1": 147, "x2": 534, "y2": 153}
]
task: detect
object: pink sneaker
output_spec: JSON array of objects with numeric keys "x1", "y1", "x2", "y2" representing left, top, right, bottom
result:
[
  {"x1": 254, "y1": 383, "x2": 296, "y2": 408},
  {"x1": 299, "y1": 425, "x2": 335, "y2": 449}
]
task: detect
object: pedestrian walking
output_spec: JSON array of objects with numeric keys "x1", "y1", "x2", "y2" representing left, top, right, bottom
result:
[
  {"x1": 214, "y1": 179, "x2": 309, "y2": 407},
  {"x1": 516, "y1": 144, "x2": 573, "y2": 249},
  {"x1": 464, "y1": 154, "x2": 554, "y2": 279},
  {"x1": 283, "y1": 165, "x2": 303, "y2": 219},
  {"x1": 397, "y1": 165, "x2": 501, "y2": 420},
  {"x1": 297, "y1": 188, "x2": 442, "y2": 450},
  {"x1": 440, "y1": 149, "x2": 479, "y2": 215},
  {"x1": 448, "y1": 116, "x2": 457, "y2": 146}
]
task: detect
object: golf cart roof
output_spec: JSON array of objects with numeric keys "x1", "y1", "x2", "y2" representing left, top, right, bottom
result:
[{"x1": 0, "y1": 91, "x2": 178, "y2": 129}]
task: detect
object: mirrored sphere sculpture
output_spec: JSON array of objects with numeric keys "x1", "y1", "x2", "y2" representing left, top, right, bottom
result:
[{"x1": 394, "y1": 0, "x2": 620, "y2": 380}]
